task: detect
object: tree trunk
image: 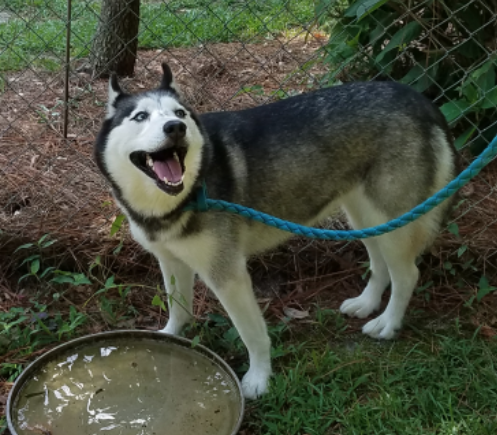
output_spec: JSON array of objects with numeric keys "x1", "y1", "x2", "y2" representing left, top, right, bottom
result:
[{"x1": 91, "y1": 0, "x2": 140, "y2": 78}]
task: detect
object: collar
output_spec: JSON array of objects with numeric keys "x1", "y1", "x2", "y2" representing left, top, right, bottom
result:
[{"x1": 182, "y1": 180, "x2": 208, "y2": 212}]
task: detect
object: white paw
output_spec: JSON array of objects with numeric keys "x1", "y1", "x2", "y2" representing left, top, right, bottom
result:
[
  {"x1": 340, "y1": 294, "x2": 381, "y2": 319},
  {"x1": 362, "y1": 312, "x2": 401, "y2": 339},
  {"x1": 241, "y1": 366, "x2": 271, "y2": 400}
]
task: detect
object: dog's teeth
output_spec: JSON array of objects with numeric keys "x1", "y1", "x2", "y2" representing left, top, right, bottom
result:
[
  {"x1": 173, "y1": 152, "x2": 180, "y2": 163},
  {"x1": 162, "y1": 176, "x2": 182, "y2": 187},
  {"x1": 147, "y1": 155, "x2": 153, "y2": 168}
]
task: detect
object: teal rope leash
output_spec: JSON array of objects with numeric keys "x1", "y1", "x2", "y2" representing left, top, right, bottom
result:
[{"x1": 184, "y1": 135, "x2": 497, "y2": 241}]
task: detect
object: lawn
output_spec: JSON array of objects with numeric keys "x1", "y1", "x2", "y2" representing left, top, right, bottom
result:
[
  {"x1": 0, "y1": 0, "x2": 317, "y2": 71},
  {"x1": 243, "y1": 316, "x2": 497, "y2": 434},
  {"x1": 1, "y1": 232, "x2": 496, "y2": 434},
  {"x1": 2, "y1": 283, "x2": 497, "y2": 434}
]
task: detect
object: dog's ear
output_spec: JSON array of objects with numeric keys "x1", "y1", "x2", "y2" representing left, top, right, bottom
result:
[
  {"x1": 107, "y1": 74, "x2": 123, "y2": 118},
  {"x1": 159, "y1": 62, "x2": 180, "y2": 94}
]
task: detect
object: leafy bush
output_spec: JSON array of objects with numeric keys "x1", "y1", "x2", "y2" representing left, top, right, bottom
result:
[{"x1": 317, "y1": 0, "x2": 497, "y2": 153}]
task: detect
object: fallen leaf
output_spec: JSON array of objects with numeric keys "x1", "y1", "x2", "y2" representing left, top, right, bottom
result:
[
  {"x1": 283, "y1": 307, "x2": 309, "y2": 319},
  {"x1": 480, "y1": 325, "x2": 496, "y2": 338},
  {"x1": 312, "y1": 32, "x2": 328, "y2": 40}
]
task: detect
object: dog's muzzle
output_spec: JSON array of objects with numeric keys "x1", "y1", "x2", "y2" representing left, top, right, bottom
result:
[{"x1": 129, "y1": 120, "x2": 188, "y2": 196}]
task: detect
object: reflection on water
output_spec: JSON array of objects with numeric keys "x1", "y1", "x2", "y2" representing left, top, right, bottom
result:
[{"x1": 13, "y1": 338, "x2": 240, "y2": 435}]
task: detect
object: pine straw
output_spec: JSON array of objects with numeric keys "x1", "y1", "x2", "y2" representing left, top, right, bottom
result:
[{"x1": 1, "y1": 36, "x2": 497, "y2": 338}]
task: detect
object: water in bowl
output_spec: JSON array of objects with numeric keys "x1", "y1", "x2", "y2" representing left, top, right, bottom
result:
[{"x1": 12, "y1": 337, "x2": 240, "y2": 435}]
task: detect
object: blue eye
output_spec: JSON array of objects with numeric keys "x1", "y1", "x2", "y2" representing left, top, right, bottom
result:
[
  {"x1": 175, "y1": 109, "x2": 186, "y2": 118},
  {"x1": 133, "y1": 111, "x2": 149, "y2": 122}
]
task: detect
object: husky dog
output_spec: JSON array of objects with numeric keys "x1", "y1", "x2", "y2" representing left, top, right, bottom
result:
[{"x1": 95, "y1": 63, "x2": 457, "y2": 399}]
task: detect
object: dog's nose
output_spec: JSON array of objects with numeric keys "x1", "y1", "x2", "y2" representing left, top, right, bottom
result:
[{"x1": 163, "y1": 120, "x2": 186, "y2": 139}]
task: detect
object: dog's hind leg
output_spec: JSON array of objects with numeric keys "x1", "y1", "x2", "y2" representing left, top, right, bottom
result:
[
  {"x1": 340, "y1": 237, "x2": 391, "y2": 318},
  {"x1": 201, "y1": 257, "x2": 272, "y2": 400},
  {"x1": 361, "y1": 205, "x2": 445, "y2": 339},
  {"x1": 361, "y1": 227, "x2": 420, "y2": 339},
  {"x1": 340, "y1": 190, "x2": 392, "y2": 319},
  {"x1": 156, "y1": 251, "x2": 195, "y2": 335}
]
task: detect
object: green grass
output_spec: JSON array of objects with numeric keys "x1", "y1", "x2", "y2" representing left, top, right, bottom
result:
[
  {"x1": 189, "y1": 309, "x2": 497, "y2": 435},
  {"x1": 0, "y1": 0, "x2": 316, "y2": 71},
  {"x1": 2, "y1": 236, "x2": 497, "y2": 434},
  {"x1": 2, "y1": 289, "x2": 497, "y2": 434}
]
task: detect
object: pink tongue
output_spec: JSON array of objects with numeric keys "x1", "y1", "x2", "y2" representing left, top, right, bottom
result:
[{"x1": 153, "y1": 157, "x2": 183, "y2": 183}]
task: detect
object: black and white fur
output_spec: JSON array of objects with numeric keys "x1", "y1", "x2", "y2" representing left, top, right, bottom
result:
[{"x1": 95, "y1": 64, "x2": 458, "y2": 399}]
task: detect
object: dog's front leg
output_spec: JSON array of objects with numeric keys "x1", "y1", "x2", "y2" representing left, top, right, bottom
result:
[
  {"x1": 203, "y1": 260, "x2": 272, "y2": 399},
  {"x1": 155, "y1": 250, "x2": 195, "y2": 335}
]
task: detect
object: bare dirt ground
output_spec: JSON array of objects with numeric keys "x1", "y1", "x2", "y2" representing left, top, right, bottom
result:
[{"x1": 1, "y1": 36, "x2": 497, "y2": 426}]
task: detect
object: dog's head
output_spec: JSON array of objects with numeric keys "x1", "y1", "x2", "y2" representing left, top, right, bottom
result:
[{"x1": 95, "y1": 63, "x2": 204, "y2": 211}]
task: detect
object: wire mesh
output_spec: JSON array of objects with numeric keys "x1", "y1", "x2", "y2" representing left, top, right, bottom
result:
[{"x1": 0, "y1": 0, "x2": 496, "y2": 291}]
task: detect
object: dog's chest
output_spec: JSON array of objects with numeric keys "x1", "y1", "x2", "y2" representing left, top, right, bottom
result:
[{"x1": 128, "y1": 217, "x2": 216, "y2": 274}]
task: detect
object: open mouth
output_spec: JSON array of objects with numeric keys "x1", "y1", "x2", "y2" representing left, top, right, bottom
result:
[{"x1": 130, "y1": 146, "x2": 187, "y2": 195}]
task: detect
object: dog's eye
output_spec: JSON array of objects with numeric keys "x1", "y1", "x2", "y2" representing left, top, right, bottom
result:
[
  {"x1": 133, "y1": 111, "x2": 149, "y2": 122},
  {"x1": 175, "y1": 109, "x2": 186, "y2": 118}
]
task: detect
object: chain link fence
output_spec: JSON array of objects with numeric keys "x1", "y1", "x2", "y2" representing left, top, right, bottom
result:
[{"x1": 1, "y1": 0, "x2": 496, "y2": 293}]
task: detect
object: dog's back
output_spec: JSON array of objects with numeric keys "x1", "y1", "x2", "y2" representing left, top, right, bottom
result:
[{"x1": 198, "y1": 81, "x2": 456, "y2": 239}]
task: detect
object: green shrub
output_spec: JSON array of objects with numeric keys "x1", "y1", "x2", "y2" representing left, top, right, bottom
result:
[{"x1": 317, "y1": 0, "x2": 497, "y2": 154}]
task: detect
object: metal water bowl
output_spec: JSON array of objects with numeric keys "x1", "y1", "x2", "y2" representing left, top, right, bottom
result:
[{"x1": 7, "y1": 330, "x2": 244, "y2": 435}]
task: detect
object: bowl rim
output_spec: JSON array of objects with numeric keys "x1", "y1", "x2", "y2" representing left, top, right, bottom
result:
[{"x1": 7, "y1": 329, "x2": 245, "y2": 435}]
